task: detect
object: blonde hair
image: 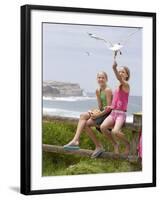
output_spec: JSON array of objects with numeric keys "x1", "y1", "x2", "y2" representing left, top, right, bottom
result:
[
  {"x1": 122, "y1": 66, "x2": 130, "y2": 81},
  {"x1": 97, "y1": 71, "x2": 108, "y2": 81}
]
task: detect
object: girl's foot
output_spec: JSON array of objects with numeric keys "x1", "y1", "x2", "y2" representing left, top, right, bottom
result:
[
  {"x1": 67, "y1": 140, "x2": 79, "y2": 146},
  {"x1": 114, "y1": 143, "x2": 119, "y2": 155},
  {"x1": 124, "y1": 143, "x2": 130, "y2": 156},
  {"x1": 91, "y1": 147, "x2": 104, "y2": 158},
  {"x1": 63, "y1": 140, "x2": 80, "y2": 151}
]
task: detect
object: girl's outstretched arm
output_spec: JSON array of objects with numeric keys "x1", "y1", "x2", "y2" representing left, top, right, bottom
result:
[{"x1": 112, "y1": 61, "x2": 128, "y2": 87}]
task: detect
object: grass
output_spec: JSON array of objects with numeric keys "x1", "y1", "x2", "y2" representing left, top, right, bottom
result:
[{"x1": 42, "y1": 120, "x2": 142, "y2": 176}]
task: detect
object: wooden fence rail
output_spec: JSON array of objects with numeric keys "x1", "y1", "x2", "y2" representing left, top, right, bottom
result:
[{"x1": 43, "y1": 144, "x2": 138, "y2": 162}]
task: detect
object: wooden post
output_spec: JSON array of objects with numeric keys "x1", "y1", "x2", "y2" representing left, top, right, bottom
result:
[
  {"x1": 133, "y1": 112, "x2": 142, "y2": 128},
  {"x1": 129, "y1": 112, "x2": 142, "y2": 162}
]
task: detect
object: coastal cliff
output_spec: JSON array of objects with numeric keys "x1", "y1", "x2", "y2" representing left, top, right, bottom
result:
[{"x1": 43, "y1": 81, "x2": 83, "y2": 97}]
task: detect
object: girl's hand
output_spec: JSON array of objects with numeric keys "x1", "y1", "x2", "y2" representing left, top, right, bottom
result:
[
  {"x1": 88, "y1": 110, "x2": 94, "y2": 118},
  {"x1": 89, "y1": 108, "x2": 102, "y2": 119},
  {"x1": 90, "y1": 113, "x2": 97, "y2": 119},
  {"x1": 88, "y1": 110, "x2": 93, "y2": 114},
  {"x1": 105, "y1": 106, "x2": 112, "y2": 113},
  {"x1": 90, "y1": 110, "x2": 101, "y2": 119}
]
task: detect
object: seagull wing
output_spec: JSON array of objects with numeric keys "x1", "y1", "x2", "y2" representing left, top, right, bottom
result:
[
  {"x1": 87, "y1": 32, "x2": 113, "y2": 46},
  {"x1": 119, "y1": 28, "x2": 141, "y2": 46}
]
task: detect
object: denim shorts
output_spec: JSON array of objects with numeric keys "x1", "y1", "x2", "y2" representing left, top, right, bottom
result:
[{"x1": 94, "y1": 111, "x2": 111, "y2": 126}]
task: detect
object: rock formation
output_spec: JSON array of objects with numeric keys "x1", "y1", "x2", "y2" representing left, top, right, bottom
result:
[{"x1": 43, "y1": 81, "x2": 83, "y2": 97}]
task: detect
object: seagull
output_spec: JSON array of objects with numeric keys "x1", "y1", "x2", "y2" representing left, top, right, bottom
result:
[
  {"x1": 87, "y1": 28, "x2": 141, "y2": 59},
  {"x1": 108, "y1": 43, "x2": 123, "y2": 51},
  {"x1": 87, "y1": 32, "x2": 122, "y2": 58},
  {"x1": 85, "y1": 51, "x2": 90, "y2": 56},
  {"x1": 109, "y1": 43, "x2": 123, "y2": 58}
]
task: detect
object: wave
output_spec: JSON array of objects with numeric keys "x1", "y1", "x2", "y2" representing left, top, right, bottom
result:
[
  {"x1": 43, "y1": 96, "x2": 54, "y2": 101},
  {"x1": 43, "y1": 107, "x2": 133, "y2": 123},
  {"x1": 43, "y1": 96, "x2": 96, "y2": 102},
  {"x1": 43, "y1": 107, "x2": 81, "y2": 118}
]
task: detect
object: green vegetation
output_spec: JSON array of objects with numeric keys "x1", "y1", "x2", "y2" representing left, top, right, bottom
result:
[{"x1": 42, "y1": 120, "x2": 142, "y2": 176}]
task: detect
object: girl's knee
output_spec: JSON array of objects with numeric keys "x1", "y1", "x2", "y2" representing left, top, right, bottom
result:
[
  {"x1": 86, "y1": 118, "x2": 94, "y2": 127},
  {"x1": 80, "y1": 112, "x2": 88, "y2": 119},
  {"x1": 80, "y1": 113, "x2": 85, "y2": 118},
  {"x1": 100, "y1": 124, "x2": 107, "y2": 132}
]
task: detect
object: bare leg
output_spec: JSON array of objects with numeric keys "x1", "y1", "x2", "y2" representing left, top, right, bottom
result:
[
  {"x1": 67, "y1": 112, "x2": 90, "y2": 146},
  {"x1": 100, "y1": 116, "x2": 119, "y2": 154},
  {"x1": 85, "y1": 118, "x2": 105, "y2": 158},
  {"x1": 85, "y1": 118, "x2": 102, "y2": 149},
  {"x1": 116, "y1": 131, "x2": 130, "y2": 155},
  {"x1": 112, "y1": 120, "x2": 130, "y2": 155}
]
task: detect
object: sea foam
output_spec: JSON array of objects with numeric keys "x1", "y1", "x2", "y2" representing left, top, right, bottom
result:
[{"x1": 43, "y1": 96, "x2": 96, "y2": 102}]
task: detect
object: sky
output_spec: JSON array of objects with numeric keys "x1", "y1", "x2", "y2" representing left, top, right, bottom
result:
[{"x1": 43, "y1": 23, "x2": 142, "y2": 96}]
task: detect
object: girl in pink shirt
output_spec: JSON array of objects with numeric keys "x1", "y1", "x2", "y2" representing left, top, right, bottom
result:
[{"x1": 100, "y1": 60, "x2": 130, "y2": 155}]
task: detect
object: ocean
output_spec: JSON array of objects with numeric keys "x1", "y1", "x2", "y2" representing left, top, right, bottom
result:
[{"x1": 43, "y1": 94, "x2": 142, "y2": 123}]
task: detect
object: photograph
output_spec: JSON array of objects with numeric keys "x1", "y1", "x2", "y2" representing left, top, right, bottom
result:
[
  {"x1": 42, "y1": 23, "x2": 142, "y2": 176},
  {"x1": 21, "y1": 5, "x2": 156, "y2": 194}
]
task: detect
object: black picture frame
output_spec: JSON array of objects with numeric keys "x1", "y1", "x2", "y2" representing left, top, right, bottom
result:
[{"x1": 20, "y1": 4, "x2": 156, "y2": 195}]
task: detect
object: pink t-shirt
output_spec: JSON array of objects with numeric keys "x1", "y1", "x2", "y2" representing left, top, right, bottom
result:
[{"x1": 111, "y1": 87, "x2": 129, "y2": 111}]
